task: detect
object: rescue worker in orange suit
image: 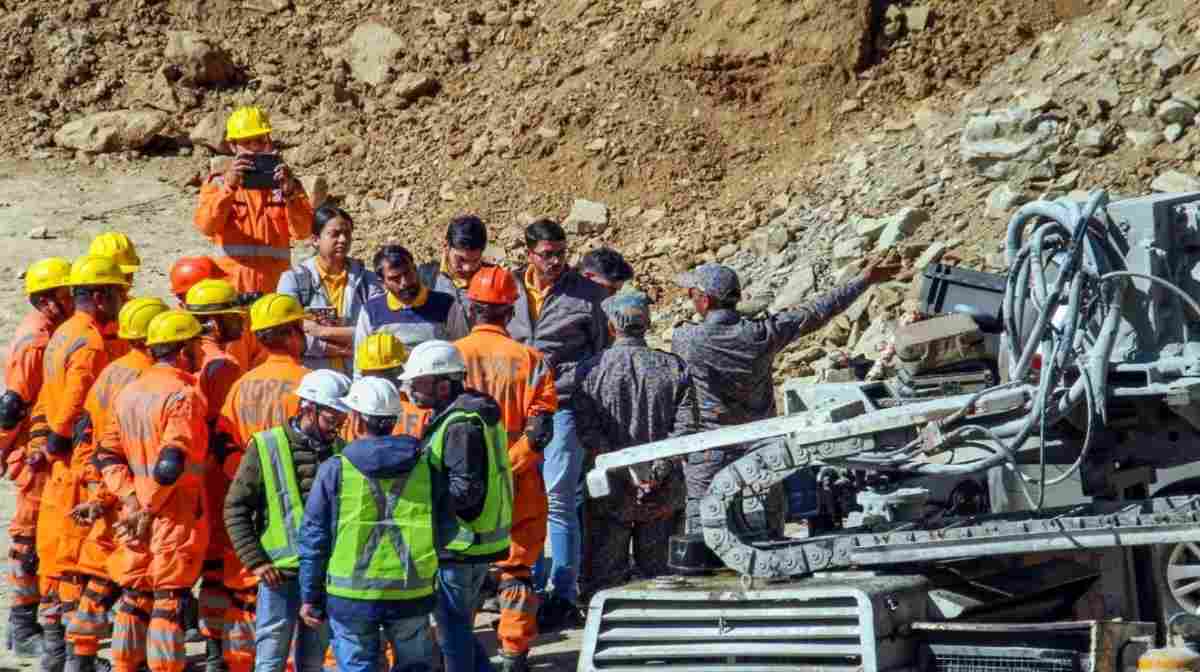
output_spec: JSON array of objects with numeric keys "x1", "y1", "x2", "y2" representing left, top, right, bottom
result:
[
  {"x1": 171, "y1": 256, "x2": 264, "y2": 372},
  {"x1": 350, "y1": 333, "x2": 430, "y2": 441},
  {"x1": 1, "y1": 258, "x2": 74, "y2": 659},
  {"x1": 183, "y1": 279, "x2": 249, "y2": 672},
  {"x1": 217, "y1": 293, "x2": 311, "y2": 672},
  {"x1": 454, "y1": 267, "x2": 556, "y2": 672},
  {"x1": 193, "y1": 106, "x2": 313, "y2": 294},
  {"x1": 60, "y1": 298, "x2": 168, "y2": 672},
  {"x1": 88, "y1": 232, "x2": 142, "y2": 360},
  {"x1": 94, "y1": 309, "x2": 211, "y2": 672},
  {"x1": 29, "y1": 255, "x2": 127, "y2": 672}
]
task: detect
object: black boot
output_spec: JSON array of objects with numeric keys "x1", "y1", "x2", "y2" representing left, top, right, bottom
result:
[
  {"x1": 493, "y1": 651, "x2": 530, "y2": 672},
  {"x1": 40, "y1": 623, "x2": 66, "y2": 672},
  {"x1": 9, "y1": 604, "x2": 43, "y2": 658},
  {"x1": 205, "y1": 638, "x2": 227, "y2": 672},
  {"x1": 64, "y1": 649, "x2": 96, "y2": 672}
]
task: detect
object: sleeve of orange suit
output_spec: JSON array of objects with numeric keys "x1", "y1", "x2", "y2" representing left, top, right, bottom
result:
[
  {"x1": 194, "y1": 179, "x2": 237, "y2": 238},
  {"x1": 97, "y1": 411, "x2": 134, "y2": 500},
  {"x1": 508, "y1": 354, "x2": 558, "y2": 476},
  {"x1": 48, "y1": 346, "x2": 101, "y2": 437},
  {"x1": 284, "y1": 191, "x2": 314, "y2": 240},
  {"x1": 5, "y1": 341, "x2": 42, "y2": 404},
  {"x1": 219, "y1": 383, "x2": 244, "y2": 447},
  {"x1": 144, "y1": 390, "x2": 205, "y2": 514}
]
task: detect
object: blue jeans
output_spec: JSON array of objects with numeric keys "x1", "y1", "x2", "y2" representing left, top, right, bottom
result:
[
  {"x1": 255, "y1": 576, "x2": 329, "y2": 672},
  {"x1": 329, "y1": 613, "x2": 433, "y2": 672},
  {"x1": 434, "y1": 564, "x2": 493, "y2": 672},
  {"x1": 534, "y1": 408, "x2": 583, "y2": 602}
]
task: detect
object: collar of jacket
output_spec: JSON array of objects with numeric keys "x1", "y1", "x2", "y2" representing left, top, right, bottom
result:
[
  {"x1": 386, "y1": 284, "x2": 429, "y2": 311},
  {"x1": 470, "y1": 323, "x2": 510, "y2": 338},
  {"x1": 515, "y1": 265, "x2": 582, "y2": 296},
  {"x1": 612, "y1": 335, "x2": 648, "y2": 348},
  {"x1": 303, "y1": 256, "x2": 368, "y2": 287},
  {"x1": 704, "y1": 308, "x2": 742, "y2": 325}
]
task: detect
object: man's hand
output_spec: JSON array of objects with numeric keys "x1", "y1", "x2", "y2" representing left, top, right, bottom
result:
[
  {"x1": 324, "y1": 342, "x2": 354, "y2": 358},
  {"x1": 224, "y1": 155, "x2": 253, "y2": 190},
  {"x1": 24, "y1": 450, "x2": 45, "y2": 468},
  {"x1": 115, "y1": 496, "x2": 151, "y2": 543},
  {"x1": 861, "y1": 252, "x2": 914, "y2": 285},
  {"x1": 302, "y1": 319, "x2": 323, "y2": 337},
  {"x1": 253, "y1": 563, "x2": 285, "y2": 588},
  {"x1": 274, "y1": 160, "x2": 297, "y2": 197},
  {"x1": 299, "y1": 603, "x2": 324, "y2": 629},
  {"x1": 70, "y1": 501, "x2": 104, "y2": 526}
]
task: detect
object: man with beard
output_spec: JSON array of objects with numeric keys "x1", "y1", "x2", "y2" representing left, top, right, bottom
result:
[{"x1": 353, "y1": 245, "x2": 453, "y2": 375}]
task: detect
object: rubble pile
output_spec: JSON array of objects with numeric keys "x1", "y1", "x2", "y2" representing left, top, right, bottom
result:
[{"x1": 3, "y1": 0, "x2": 1200, "y2": 382}]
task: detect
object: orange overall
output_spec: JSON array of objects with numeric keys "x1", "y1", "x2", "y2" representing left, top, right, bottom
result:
[
  {"x1": 31, "y1": 311, "x2": 109, "y2": 624},
  {"x1": 456, "y1": 324, "x2": 557, "y2": 655},
  {"x1": 217, "y1": 351, "x2": 308, "y2": 672},
  {"x1": 2, "y1": 310, "x2": 54, "y2": 615},
  {"x1": 193, "y1": 174, "x2": 314, "y2": 294},
  {"x1": 98, "y1": 364, "x2": 209, "y2": 672},
  {"x1": 195, "y1": 339, "x2": 244, "y2": 642},
  {"x1": 61, "y1": 348, "x2": 154, "y2": 656}
]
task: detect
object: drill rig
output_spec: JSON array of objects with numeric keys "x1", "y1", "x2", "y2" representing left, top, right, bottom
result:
[{"x1": 578, "y1": 190, "x2": 1200, "y2": 672}]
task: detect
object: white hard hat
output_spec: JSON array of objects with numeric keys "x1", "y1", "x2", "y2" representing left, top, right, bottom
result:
[
  {"x1": 295, "y1": 370, "x2": 352, "y2": 413},
  {"x1": 397, "y1": 340, "x2": 466, "y2": 381},
  {"x1": 340, "y1": 377, "x2": 401, "y2": 417}
]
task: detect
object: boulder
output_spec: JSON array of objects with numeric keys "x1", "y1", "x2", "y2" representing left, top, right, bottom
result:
[
  {"x1": 563, "y1": 199, "x2": 609, "y2": 235},
  {"x1": 833, "y1": 236, "x2": 867, "y2": 263},
  {"x1": 54, "y1": 110, "x2": 169, "y2": 153},
  {"x1": 876, "y1": 207, "x2": 929, "y2": 251},
  {"x1": 986, "y1": 184, "x2": 1028, "y2": 219},
  {"x1": 189, "y1": 110, "x2": 228, "y2": 153},
  {"x1": 769, "y1": 266, "x2": 816, "y2": 311},
  {"x1": 1151, "y1": 171, "x2": 1200, "y2": 193},
  {"x1": 344, "y1": 22, "x2": 405, "y2": 86},
  {"x1": 300, "y1": 175, "x2": 328, "y2": 209},
  {"x1": 394, "y1": 73, "x2": 439, "y2": 101},
  {"x1": 959, "y1": 107, "x2": 1059, "y2": 180},
  {"x1": 164, "y1": 31, "x2": 238, "y2": 86},
  {"x1": 748, "y1": 225, "x2": 789, "y2": 257}
]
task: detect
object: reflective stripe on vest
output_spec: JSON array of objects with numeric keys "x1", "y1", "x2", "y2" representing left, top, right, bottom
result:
[
  {"x1": 426, "y1": 409, "x2": 513, "y2": 556},
  {"x1": 215, "y1": 244, "x2": 291, "y2": 261},
  {"x1": 327, "y1": 455, "x2": 437, "y2": 601},
  {"x1": 255, "y1": 427, "x2": 304, "y2": 570}
]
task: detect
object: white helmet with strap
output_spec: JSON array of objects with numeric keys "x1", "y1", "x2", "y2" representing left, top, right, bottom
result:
[
  {"x1": 397, "y1": 340, "x2": 466, "y2": 381},
  {"x1": 295, "y1": 370, "x2": 352, "y2": 412},
  {"x1": 340, "y1": 377, "x2": 401, "y2": 417}
]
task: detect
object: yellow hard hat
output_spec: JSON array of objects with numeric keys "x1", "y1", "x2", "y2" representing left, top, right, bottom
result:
[
  {"x1": 356, "y1": 333, "x2": 408, "y2": 372},
  {"x1": 25, "y1": 257, "x2": 73, "y2": 296},
  {"x1": 69, "y1": 255, "x2": 130, "y2": 288},
  {"x1": 249, "y1": 293, "x2": 304, "y2": 332},
  {"x1": 226, "y1": 106, "x2": 272, "y2": 141},
  {"x1": 117, "y1": 297, "x2": 169, "y2": 341},
  {"x1": 145, "y1": 309, "x2": 203, "y2": 347},
  {"x1": 185, "y1": 279, "x2": 244, "y2": 316},
  {"x1": 88, "y1": 232, "x2": 141, "y2": 274}
]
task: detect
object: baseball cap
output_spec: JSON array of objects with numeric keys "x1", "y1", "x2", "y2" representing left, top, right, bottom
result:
[
  {"x1": 601, "y1": 291, "x2": 652, "y2": 335},
  {"x1": 675, "y1": 263, "x2": 741, "y2": 303}
]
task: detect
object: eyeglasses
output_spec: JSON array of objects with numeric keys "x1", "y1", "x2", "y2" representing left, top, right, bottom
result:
[
  {"x1": 318, "y1": 407, "x2": 347, "y2": 428},
  {"x1": 532, "y1": 248, "x2": 567, "y2": 261}
]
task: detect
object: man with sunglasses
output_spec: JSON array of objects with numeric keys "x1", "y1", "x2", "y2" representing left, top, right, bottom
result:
[
  {"x1": 507, "y1": 219, "x2": 609, "y2": 629},
  {"x1": 224, "y1": 369, "x2": 351, "y2": 672}
]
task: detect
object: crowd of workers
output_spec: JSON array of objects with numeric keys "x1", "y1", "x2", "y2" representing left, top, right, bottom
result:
[{"x1": 0, "y1": 107, "x2": 903, "y2": 672}]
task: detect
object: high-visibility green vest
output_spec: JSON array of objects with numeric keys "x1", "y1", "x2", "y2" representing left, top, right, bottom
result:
[
  {"x1": 426, "y1": 409, "x2": 513, "y2": 557},
  {"x1": 326, "y1": 455, "x2": 438, "y2": 601},
  {"x1": 255, "y1": 427, "x2": 304, "y2": 570}
]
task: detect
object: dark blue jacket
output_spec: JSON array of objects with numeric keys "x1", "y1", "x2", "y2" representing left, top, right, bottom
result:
[{"x1": 298, "y1": 434, "x2": 454, "y2": 621}]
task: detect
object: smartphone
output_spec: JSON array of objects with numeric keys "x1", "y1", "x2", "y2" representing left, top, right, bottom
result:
[
  {"x1": 307, "y1": 307, "x2": 338, "y2": 326},
  {"x1": 242, "y1": 153, "x2": 280, "y2": 190}
]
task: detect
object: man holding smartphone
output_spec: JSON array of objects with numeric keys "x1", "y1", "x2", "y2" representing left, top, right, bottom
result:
[{"x1": 194, "y1": 106, "x2": 314, "y2": 295}]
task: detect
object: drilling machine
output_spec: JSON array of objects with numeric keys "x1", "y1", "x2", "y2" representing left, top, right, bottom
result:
[{"x1": 578, "y1": 190, "x2": 1200, "y2": 672}]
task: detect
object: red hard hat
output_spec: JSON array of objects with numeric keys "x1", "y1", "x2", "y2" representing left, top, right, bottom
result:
[
  {"x1": 467, "y1": 266, "x2": 518, "y2": 305},
  {"x1": 170, "y1": 256, "x2": 218, "y2": 297}
]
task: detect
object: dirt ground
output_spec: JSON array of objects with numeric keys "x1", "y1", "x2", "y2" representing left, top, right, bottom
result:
[{"x1": 0, "y1": 159, "x2": 584, "y2": 670}]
